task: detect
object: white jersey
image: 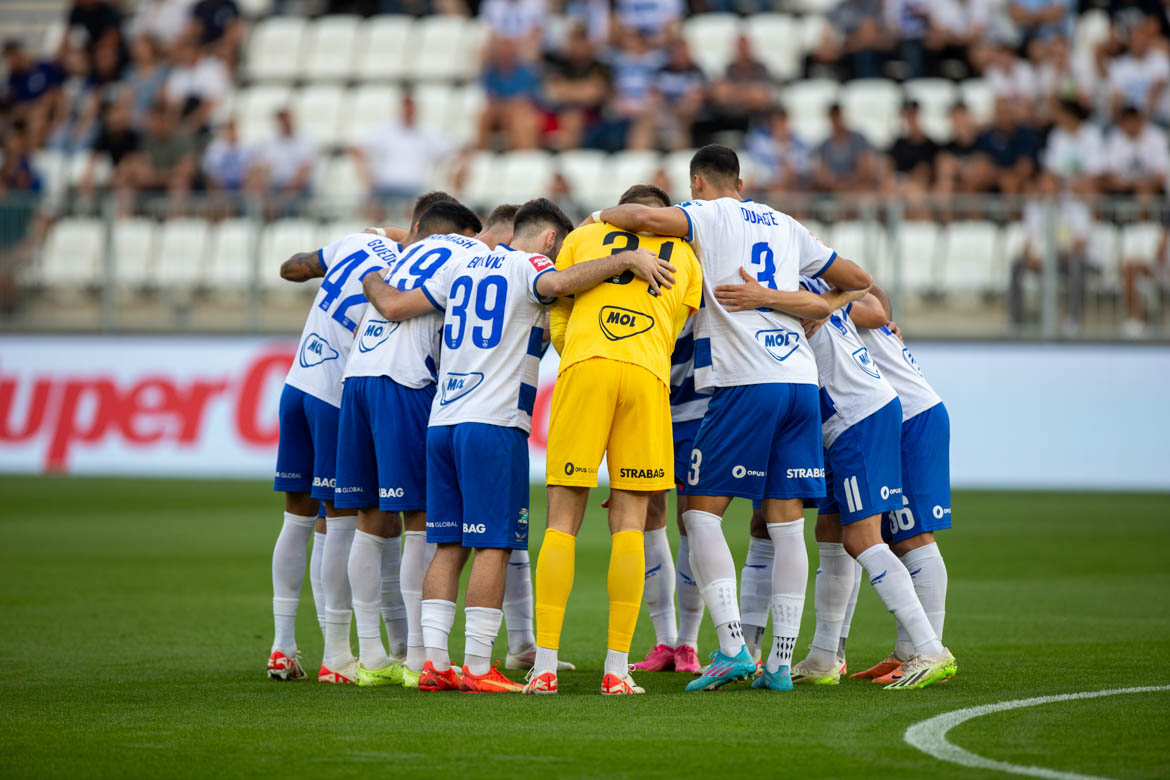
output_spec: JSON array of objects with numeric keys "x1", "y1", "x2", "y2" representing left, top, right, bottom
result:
[
  {"x1": 858, "y1": 325, "x2": 942, "y2": 422},
  {"x1": 669, "y1": 318, "x2": 711, "y2": 424},
  {"x1": 421, "y1": 243, "x2": 555, "y2": 432},
  {"x1": 676, "y1": 197, "x2": 836, "y2": 391},
  {"x1": 284, "y1": 233, "x2": 397, "y2": 407},
  {"x1": 344, "y1": 233, "x2": 487, "y2": 389},
  {"x1": 801, "y1": 276, "x2": 898, "y2": 449}
]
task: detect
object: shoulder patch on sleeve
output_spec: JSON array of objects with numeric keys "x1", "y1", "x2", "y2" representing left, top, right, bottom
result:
[{"x1": 529, "y1": 254, "x2": 554, "y2": 271}]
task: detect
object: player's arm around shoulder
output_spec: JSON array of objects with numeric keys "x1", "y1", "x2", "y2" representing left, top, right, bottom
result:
[
  {"x1": 280, "y1": 250, "x2": 326, "y2": 282},
  {"x1": 535, "y1": 248, "x2": 677, "y2": 299},
  {"x1": 847, "y1": 292, "x2": 891, "y2": 329},
  {"x1": 361, "y1": 271, "x2": 440, "y2": 322},
  {"x1": 597, "y1": 203, "x2": 691, "y2": 238},
  {"x1": 712, "y1": 268, "x2": 832, "y2": 319}
]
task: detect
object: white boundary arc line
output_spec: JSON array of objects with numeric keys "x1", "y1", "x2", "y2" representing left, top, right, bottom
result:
[{"x1": 904, "y1": 685, "x2": 1170, "y2": 780}]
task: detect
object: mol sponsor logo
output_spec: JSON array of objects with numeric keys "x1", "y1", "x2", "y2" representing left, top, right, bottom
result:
[
  {"x1": 599, "y1": 306, "x2": 654, "y2": 341},
  {"x1": 754, "y1": 328, "x2": 801, "y2": 362},
  {"x1": 439, "y1": 372, "x2": 484, "y2": 405},
  {"x1": 299, "y1": 332, "x2": 338, "y2": 367},
  {"x1": 358, "y1": 320, "x2": 398, "y2": 353}
]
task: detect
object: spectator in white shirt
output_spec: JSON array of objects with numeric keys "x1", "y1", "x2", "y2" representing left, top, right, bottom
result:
[
  {"x1": 615, "y1": 0, "x2": 682, "y2": 42},
  {"x1": 1102, "y1": 105, "x2": 1168, "y2": 196},
  {"x1": 163, "y1": 36, "x2": 228, "y2": 132},
  {"x1": 202, "y1": 116, "x2": 250, "y2": 213},
  {"x1": 349, "y1": 92, "x2": 455, "y2": 221},
  {"x1": 1034, "y1": 35, "x2": 1099, "y2": 117},
  {"x1": 1108, "y1": 17, "x2": 1170, "y2": 122},
  {"x1": 130, "y1": 0, "x2": 194, "y2": 48},
  {"x1": 249, "y1": 108, "x2": 315, "y2": 217},
  {"x1": 983, "y1": 42, "x2": 1039, "y2": 115},
  {"x1": 1042, "y1": 99, "x2": 1104, "y2": 191},
  {"x1": 480, "y1": 0, "x2": 546, "y2": 59},
  {"x1": 925, "y1": 0, "x2": 989, "y2": 79}
]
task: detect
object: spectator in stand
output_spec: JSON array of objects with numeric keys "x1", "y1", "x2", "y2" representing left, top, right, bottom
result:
[
  {"x1": 0, "y1": 124, "x2": 42, "y2": 317},
  {"x1": 478, "y1": 36, "x2": 541, "y2": 149},
  {"x1": 543, "y1": 22, "x2": 612, "y2": 150},
  {"x1": 79, "y1": 98, "x2": 142, "y2": 200},
  {"x1": 886, "y1": 0, "x2": 932, "y2": 79},
  {"x1": 1034, "y1": 35, "x2": 1099, "y2": 116},
  {"x1": 1008, "y1": 0, "x2": 1075, "y2": 47},
  {"x1": 1121, "y1": 209, "x2": 1169, "y2": 337},
  {"x1": 971, "y1": 96, "x2": 1039, "y2": 193},
  {"x1": 117, "y1": 36, "x2": 170, "y2": 131},
  {"x1": 925, "y1": 0, "x2": 990, "y2": 79},
  {"x1": 249, "y1": 109, "x2": 314, "y2": 217},
  {"x1": 480, "y1": 0, "x2": 546, "y2": 60},
  {"x1": 982, "y1": 41, "x2": 1039, "y2": 116},
  {"x1": 700, "y1": 34, "x2": 772, "y2": 144},
  {"x1": 936, "y1": 101, "x2": 983, "y2": 195},
  {"x1": 130, "y1": 0, "x2": 195, "y2": 49},
  {"x1": 815, "y1": 0, "x2": 891, "y2": 80},
  {"x1": 44, "y1": 47, "x2": 101, "y2": 154},
  {"x1": 349, "y1": 91, "x2": 455, "y2": 220},
  {"x1": 202, "y1": 117, "x2": 251, "y2": 202},
  {"x1": 1042, "y1": 99, "x2": 1104, "y2": 191},
  {"x1": 164, "y1": 35, "x2": 229, "y2": 134},
  {"x1": 603, "y1": 27, "x2": 666, "y2": 150},
  {"x1": 563, "y1": 0, "x2": 610, "y2": 48},
  {"x1": 189, "y1": 0, "x2": 243, "y2": 57},
  {"x1": 126, "y1": 102, "x2": 198, "y2": 216},
  {"x1": 1107, "y1": 16, "x2": 1169, "y2": 122},
  {"x1": 1102, "y1": 105, "x2": 1169, "y2": 196},
  {"x1": 745, "y1": 105, "x2": 811, "y2": 194},
  {"x1": 615, "y1": 0, "x2": 683, "y2": 43},
  {"x1": 649, "y1": 36, "x2": 705, "y2": 150},
  {"x1": 812, "y1": 102, "x2": 877, "y2": 193},
  {"x1": 68, "y1": 0, "x2": 125, "y2": 55},
  {"x1": 3, "y1": 40, "x2": 66, "y2": 149},
  {"x1": 884, "y1": 100, "x2": 939, "y2": 215}
]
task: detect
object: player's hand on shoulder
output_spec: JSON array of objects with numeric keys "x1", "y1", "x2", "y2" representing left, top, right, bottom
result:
[
  {"x1": 621, "y1": 247, "x2": 676, "y2": 295},
  {"x1": 713, "y1": 267, "x2": 769, "y2": 312}
]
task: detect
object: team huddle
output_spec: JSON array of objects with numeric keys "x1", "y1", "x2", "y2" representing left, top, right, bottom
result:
[{"x1": 265, "y1": 143, "x2": 957, "y2": 696}]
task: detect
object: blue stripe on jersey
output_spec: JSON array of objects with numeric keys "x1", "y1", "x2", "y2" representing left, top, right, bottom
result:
[
  {"x1": 694, "y1": 336, "x2": 712, "y2": 369},
  {"x1": 672, "y1": 330, "x2": 694, "y2": 365},
  {"x1": 425, "y1": 354, "x2": 438, "y2": 381},
  {"x1": 533, "y1": 268, "x2": 556, "y2": 305},
  {"x1": 811, "y1": 252, "x2": 838, "y2": 279},
  {"x1": 526, "y1": 326, "x2": 544, "y2": 358},
  {"x1": 518, "y1": 382, "x2": 537, "y2": 415},
  {"x1": 676, "y1": 205, "x2": 694, "y2": 243},
  {"x1": 819, "y1": 386, "x2": 837, "y2": 420},
  {"x1": 671, "y1": 375, "x2": 706, "y2": 406},
  {"x1": 420, "y1": 284, "x2": 443, "y2": 311},
  {"x1": 317, "y1": 248, "x2": 326, "y2": 269}
]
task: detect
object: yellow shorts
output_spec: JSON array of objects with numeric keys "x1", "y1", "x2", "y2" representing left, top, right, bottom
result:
[{"x1": 546, "y1": 357, "x2": 673, "y2": 491}]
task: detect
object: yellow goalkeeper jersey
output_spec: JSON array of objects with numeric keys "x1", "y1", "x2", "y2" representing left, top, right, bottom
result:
[{"x1": 549, "y1": 221, "x2": 702, "y2": 387}]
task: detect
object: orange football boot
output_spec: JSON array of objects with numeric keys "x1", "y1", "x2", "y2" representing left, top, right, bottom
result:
[
  {"x1": 460, "y1": 661, "x2": 523, "y2": 693},
  {"x1": 850, "y1": 655, "x2": 903, "y2": 682},
  {"x1": 418, "y1": 660, "x2": 462, "y2": 691}
]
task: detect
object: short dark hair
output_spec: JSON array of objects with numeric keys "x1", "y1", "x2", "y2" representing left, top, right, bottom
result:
[
  {"x1": 485, "y1": 203, "x2": 520, "y2": 229},
  {"x1": 411, "y1": 191, "x2": 458, "y2": 223},
  {"x1": 619, "y1": 184, "x2": 671, "y2": 208},
  {"x1": 513, "y1": 198, "x2": 573, "y2": 241},
  {"x1": 416, "y1": 200, "x2": 483, "y2": 238},
  {"x1": 689, "y1": 144, "x2": 740, "y2": 187}
]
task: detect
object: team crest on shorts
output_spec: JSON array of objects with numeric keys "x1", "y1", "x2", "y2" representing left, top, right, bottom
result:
[
  {"x1": 358, "y1": 319, "x2": 399, "y2": 353},
  {"x1": 754, "y1": 328, "x2": 800, "y2": 361},
  {"x1": 599, "y1": 306, "x2": 654, "y2": 340},
  {"x1": 439, "y1": 372, "x2": 484, "y2": 405},
  {"x1": 299, "y1": 332, "x2": 339, "y2": 367},
  {"x1": 851, "y1": 347, "x2": 881, "y2": 378}
]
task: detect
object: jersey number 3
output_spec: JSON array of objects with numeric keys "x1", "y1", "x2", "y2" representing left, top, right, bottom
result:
[{"x1": 445, "y1": 274, "x2": 508, "y2": 350}]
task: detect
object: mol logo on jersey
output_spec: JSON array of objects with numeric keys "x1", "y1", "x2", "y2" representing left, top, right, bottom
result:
[
  {"x1": 852, "y1": 347, "x2": 881, "y2": 378},
  {"x1": 358, "y1": 319, "x2": 399, "y2": 353},
  {"x1": 754, "y1": 328, "x2": 800, "y2": 362},
  {"x1": 439, "y1": 371, "x2": 484, "y2": 405},
  {"x1": 599, "y1": 306, "x2": 654, "y2": 341},
  {"x1": 299, "y1": 333, "x2": 339, "y2": 368}
]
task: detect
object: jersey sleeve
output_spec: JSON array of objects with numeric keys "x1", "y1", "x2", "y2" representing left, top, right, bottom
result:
[
  {"x1": 794, "y1": 220, "x2": 837, "y2": 278},
  {"x1": 418, "y1": 255, "x2": 456, "y2": 311},
  {"x1": 317, "y1": 235, "x2": 353, "y2": 270},
  {"x1": 523, "y1": 252, "x2": 557, "y2": 305},
  {"x1": 674, "y1": 201, "x2": 707, "y2": 244}
]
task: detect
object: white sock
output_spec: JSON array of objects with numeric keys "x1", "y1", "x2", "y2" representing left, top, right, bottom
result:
[
  {"x1": 401, "y1": 531, "x2": 429, "y2": 672},
  {"x1": 348, "y1": 530, "x2": 390, "y2": 668},
  {"x1": 765, "y1": 519, "x2": 807, "y2": 673},
  {"x1": 534, "y1": 646, "x2": 558, "y2": 675},
  {"x1": 604, "y1": 648, "x2": 628, "y2": 677},
  {"x1": 421, "y1": 598, "x2": 456, "y2": 672},
  {"x1": 271, "y1": 511, "x2": 314, "y2": 654},
  {"x1": 809, "y1": 542, "x2": 853, "y2": 669},
  {"x1": 838, "y1": 559, "x2": 861, "y2": 657},
  {"x1": 682, "y1": 509, "x2": 742, "y2": 656},
  {"x1": 464, "y1": 606, "x2": 503, "y2": 676},
  {"x1": 322, "y1": 515, "x2": 357, "y2": 667},
  {"x1": 740, "y1": 535, "x2": 773, "y2": 660},
  {"x1": 902, "y1": 542, "x2": 948, "y2": 641},
  {"x1": 894, "y1": 619, "x2": 913, "y2": 661},
  {"x1": 502, "y1": 549, "x2": 536, "y2": 654},
  {"x1": 380, "y1": 534, "x2": 408, "y2": 659},
  {"x1": 643, "y1": 528, "x2": 678, "y2": 647},
  {"x1": 310, "y1": 530, "x2": 327, "y2": 635},
  {"x1": 676, "y1": 534, "x2": 704, "y2": 649},
  {"x1": 856, "y1": 544, "x2": 943, "y2": 657}
]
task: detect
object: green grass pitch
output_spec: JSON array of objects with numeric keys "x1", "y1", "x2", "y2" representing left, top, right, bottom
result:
[{"x1": 1, "y1": 477, "x2": 1169, "y2": 779}]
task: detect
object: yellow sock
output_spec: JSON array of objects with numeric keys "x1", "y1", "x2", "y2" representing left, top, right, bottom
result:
[
  {"x1": 534, "y1": 528, "x2": 576, "y2": 650},
  {"x1": 607, "y1": 529, "x2": 645, "y2": 653}
]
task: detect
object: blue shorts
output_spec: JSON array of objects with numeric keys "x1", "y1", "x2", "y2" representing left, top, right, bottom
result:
[
  {"x1": 685, "y1": 383, "x2": 825, "y2": 501},
  {"x1": 274, "y1": 384, "x2": 341, "y2": 501},
  {"x1": 333, "y1": 376, "x2": 435, "y2": 511},
  {"x1": 672, "y1": 417, "x2": 703, "y2": 495},
  {"x1": 884, "y1": 402, "x2": 952, "y2": 544},
  {"x1": 426, "y1": 423, "x2": 530, "y2": 549},
  {"x1": 818, "y1": 398, "x2": 903, "y2": 525}
]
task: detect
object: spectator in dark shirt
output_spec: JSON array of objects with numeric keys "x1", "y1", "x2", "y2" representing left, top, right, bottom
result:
[
  {"x1": 0, "y1": 124, "x2": 42, "y2": 316},
  {"x1": 651, "y1": 37, "x2": 705, "y2": 150},
  {"x1": 543, "y1": 23, "x2": 612, "y2": 150},
  {"x1": 700, "y1": 34, "x2": 772, "y2": 144},
  {"x1": 885, "y1": 100, "x2": 939, "y2": 213},
  {"x1": 189, "y1": 0, "x2": 244, "y2": 65},
  {"x1": 125, "y1": 103, "x2": 198, "y2": 215},
  {"x1": 972, "y1": 96, "x2": 1039, "y2": 193},
  {"x1": 936, "y1": 101, "x2": 985, "y2": 195},
  {"x1": 3, "y1": 40, "x2": 66, "y2": 149},
  {"x1": 68, "y1": 0, "x2": 124, "y2": 52},
  {"x1": 478, "y1": 36, "x2": 541, "y2": 149},
  {"x1": 80, "y1": 98, "x2": 142, "y2": 200},
  {"x1": 812, "y1": 0, "x2": 891, "y2": 80},
  {"x1": 813, "y1": 103, "x2": 877, "y2": 192}
]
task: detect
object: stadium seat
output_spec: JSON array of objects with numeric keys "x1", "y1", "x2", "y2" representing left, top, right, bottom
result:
[
  {"x1": 111, "y1": 217, "x2": 158, "y2": 289},
  {"x1": 354, "y1": 15, "x2": 414, "y2": 81},
  {"x1": 414, "y1": 82, "x2": 455, "y2": 135},
  {"x1": 959, "y1": 79, "x2": 994, "y2": 125},
  {"x1": 340, "y1": 84, "x2": 402, "y2": 147},
  {"x1": 460, "y1": 151, "x2": 500, "y2": 209},
  {"x1": 558, "y1": 149, "x2": 609, "y2": 210},
  {"x1": 68, "y1": 151, "x2": 110, "y2": 190},
  {"x1": 208, "y1": 218, "x2": 259, "y2": 291},
  {"x1": 319, "y1": 154, "x2": 365, "y2": 211},
  {"x1": 448, "y1": 84, "x2": 485, "y2": 147},
  {"x1": 1091, "y1": 223, "x2": 1122, "y2": 292},
  {"x1": 38, "y1": 218, "x2": 104, "y2": 288},
  {"x1": 745, "y1": 14, "x2": 799, "y2": 80},
  {"x1": 32, "y1": 149, "x2": 69, "y2": 210},
  {"x1": 664, "y1": 149, "x2": 695, "y2": 201},
  {"x1": 800, "y1": 14, "x2": 833, "y2": 56},
  {"x1": 789, "y1": 0, "x2": 836, "y2": 12},
  {"x1": 497, "y1": 151, "x2": 555, "y2": 205},
  {"x1": 940, "y1": 221, "x2": 1002, "y2": 294},
  {"x1": 828, "y1": 220, "x2": 889, "y2": 282},
  {"x1": 236, "y1": 0, "x2": 273, "y2": 16},
  {"x1": 604, "y1": 151, "x2": 662, "y2": 207},
  {"x1": 320, "y1": 220, "x2": 369, "y2": 246},
  {"x1": 301, "y1": 15, "x2": 360, "y2": 81},
  {"x1": 1074, "y1": 9, "x2": 1110, "y2": 61},
  {"x1": 260, "y1": 219, "x2": 318, "y2": 291},
  {"x1": 894, "y1": 221, "x2": 941, "y2": 294},
  {"x1": 408, "y1": 16, "x2": 480, "y2": 82},
  {"x1": 156, "y1": 218, "x2": 211, "y2": 288},
  {"x1": 235, "y1": 84, "x2": 293, "y2": 146},
  {"x1": 784, "y1": 79, "x2": 838, "y2": 147},
  {"x1": 245, "y1": 17, "x2": 306, "y2": 82},
  {"x1": 292, "y1": 84, "x2": 345, "y2": 148},
  {"x1": 682, "y1": 14, "x2": 741, "y2": 78},
  {"x1": 902, "y1": 79, "x2": 958, "y2": 142},
  {"x1": 841, "y1": 79, "x2": 901, "y2": 149}
]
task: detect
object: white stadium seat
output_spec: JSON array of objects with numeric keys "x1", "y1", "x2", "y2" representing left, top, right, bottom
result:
[
  {"x1": 790, "y1": 0, "x2": 836, "y2": 12},
  {"x1": 800, "y1": 13, "x2": 833, "y2": 53},
  {"x1": 894, "y1": 221, "x2": 941, "y2": 294},
  {"x1": 38, "y1": 218, "x2": 104, "y2": 288},
  {"x1": 959, "y1": 79, "x2": 994, "y2": 125},
  {"x1": 745, "y1": 14, "x2": 799, "y2": 80},
  {"x1": 245, "y1": 17, "x2": 306, "y2": 82},
  {"x1": 841, "y1": 79, "x2": 901, "y2": 149},
  {"x1": 292, "y1": 84, "x2": 346, "y2": 148},
  {"x1": 340, "y1": 84, "x2": 402, "y2": 147},
  {"x1": 408, "y1": 16, "x2": 479, "y2": 82},
  {"x1": 1091, "y1": 223, "x2": 1121, "y2": 289},
  {"x1": 236, "y1": 0, "x2": 274, "y2": 16},
  {"x1": 235, "y1": 84, "x2": 293, "y2": 146},
  {"x1": 784, "y1": 79, "x2": 838, "y2": 147},
  {"x1": 157, "y1": 218, "x2": 211, "y2": 288},
  {"x1": 682, "y1": 14, "x2": 741, "y2": 79},
  {"x1": 496, "y1": 151, "x2": 555, "y2": 205},
  {"x1": 448, "y1": 84, "x2": 485, "y2": 147},
  {"x1": 903, "y1": 79, "x2": 958, "y2": 142},
  {"x1": 941, "y1": 221, "x2": 1002, "y2": 293},
  {"x1": 301, "y1": 15, "x2": 360, "y2": 81},
  {"x1": 69, "y1": 151, "x2": 110, "y2": 190},
  {"x1": 604, "y1": 151, "x2": 661, "y2": 207},
  {"x1": 32, "y1": 149, "x2": 70, "y2": 210},
  {"x1": 208, "y1": 218, "x2": 259, "y2": 291},
  {"x1": 320, "y1": 220, "x2": 369, "y2": 246},
  {"x1": 460, "y1": 151, "x2": 500, "y2": 207},
  {"x1": 558, "y1": 149, "x2": 609, "y2": 210},
  {"x1": 111, "y1": 218, "x2": 158, "y2": 289},
  {"x1": 827, "y1": 220, "x2": 889, "y2": 281},
  {"x1": 664, "y1": 149, "x2": 695, "y2": 201},
  {"x1": 1120, "y1": 222, "x2": 1162, "y2": 263},
  {"x1": 319, "y1": 154, "x2": 365, "y2": 211},
  {"x1": 355, "y1": 15, "x2": 414, "y2": 81},
  {"x1": 260, "y1": 219, "x2": 318, "y2": 291},
  {"x1": 1075, "y1": 9, "x2": 1110, "y2": 62},
  {"x1": 414, "y1": 82, "x2": 455, "y2": 135}
]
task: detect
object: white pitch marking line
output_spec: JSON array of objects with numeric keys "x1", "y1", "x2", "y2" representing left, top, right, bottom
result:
[{"x1": 904, "y1": 685, "x2": 1170, "y2": 780}]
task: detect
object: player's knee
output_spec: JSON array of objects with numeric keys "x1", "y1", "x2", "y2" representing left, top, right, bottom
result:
[
  {"x1": 284, "y1": 491, "x2": 318, "y2": 516},
  {"x1": 749, "y1": 508, "x2": 768, "y2": 539},
  {"x1": 892, "y1": 531, "x2": 935, "y2": 557},
  {"x1": 402, "y1": 510, "x2": 426, "y2": 532},
  {"x1": 815, "y1": 513, "x2": 842, "y2": 543},
  {"x1": 645, "y1": 492, "x2": 668, "y2": 531}
]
